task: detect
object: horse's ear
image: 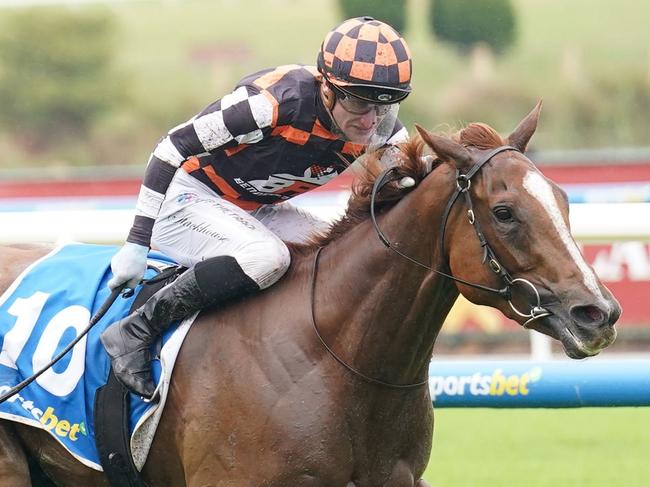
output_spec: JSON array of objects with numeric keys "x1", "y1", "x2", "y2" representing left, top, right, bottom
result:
[
  {"x1": 507, "y1": 100, "x2": 542, "y2": 152},
  {"x1": 415, "y1": 124, "x2": 472, "y2": 168}
]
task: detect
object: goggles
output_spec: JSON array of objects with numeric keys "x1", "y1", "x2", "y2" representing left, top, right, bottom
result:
[
  {"x1": 338, "y1": 94, "x2": 395, "y2": 116},
  {"x1": 330, "y1": 83, "x2": 396, "y2": 116}
]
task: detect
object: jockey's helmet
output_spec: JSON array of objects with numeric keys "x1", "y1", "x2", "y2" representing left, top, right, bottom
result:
[{"x1": 317, "y1": 16, "x2": 412, "y2": 105}]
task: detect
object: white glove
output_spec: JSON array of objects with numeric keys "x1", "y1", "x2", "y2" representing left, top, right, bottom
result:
[{"x1": 108, "y1": 242, "x2": 149, "y2": 291}]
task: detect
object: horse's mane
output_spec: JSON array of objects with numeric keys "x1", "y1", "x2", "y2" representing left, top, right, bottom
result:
[{"x1": 290, "y1": 122, "x2": 505, "y2": 254}]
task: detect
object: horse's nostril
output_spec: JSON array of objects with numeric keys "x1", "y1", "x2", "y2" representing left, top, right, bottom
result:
[{"x1": 570, "y1": 305, "x2": 606, "y2": 325}]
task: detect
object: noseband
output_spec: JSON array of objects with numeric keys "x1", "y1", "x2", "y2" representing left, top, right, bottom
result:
[{"x1": 370, "y1": 145, "x2": 551, "y2": 328}]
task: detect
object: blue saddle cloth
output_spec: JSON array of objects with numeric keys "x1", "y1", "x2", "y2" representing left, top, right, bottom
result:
[{"x1": 0, "y1": 243, "x2": 179, "y2": 470}]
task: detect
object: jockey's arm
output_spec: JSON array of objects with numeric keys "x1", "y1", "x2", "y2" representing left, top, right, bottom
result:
[{"x1": 126, "y1": 85, "x2": 274, "y2": 248}]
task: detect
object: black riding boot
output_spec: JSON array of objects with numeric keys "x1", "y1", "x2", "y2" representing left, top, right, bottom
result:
[{"x1": 100, "y1": 255, "x2": 259, "y2": 399}]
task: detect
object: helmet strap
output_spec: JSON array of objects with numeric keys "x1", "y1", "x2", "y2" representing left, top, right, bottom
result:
[
  {"x1": 320, "y1": 82, "x2": 348, "y2": 140},
  {"x1": 321, "y1": 81, "x2": 336, "y2": 111}
]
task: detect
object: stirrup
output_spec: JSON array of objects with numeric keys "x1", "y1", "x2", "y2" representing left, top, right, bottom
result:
[{"x1": 112, "y1": 365, "x2": 157, "y2": 401}]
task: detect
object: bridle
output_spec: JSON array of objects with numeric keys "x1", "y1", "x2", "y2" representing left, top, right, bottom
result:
[
  {"x1": 371, "y1": 145, "x2": 551, "y2": 327},
  {"x1": 309, "y1": 145, "x2": 551, "y2": 390}
]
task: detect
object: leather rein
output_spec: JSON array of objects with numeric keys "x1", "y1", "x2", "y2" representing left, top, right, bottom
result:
[{"x1": 310, "y1": 145, "x2": 551, "y2": 390}]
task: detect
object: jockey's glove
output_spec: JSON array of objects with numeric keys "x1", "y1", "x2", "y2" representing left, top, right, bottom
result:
[{"x1": 108, "y1": 242, "x2": 149, "y2": 291}]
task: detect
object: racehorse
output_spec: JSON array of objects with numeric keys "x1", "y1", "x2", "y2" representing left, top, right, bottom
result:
[{"x1": 0, "y1": 103, "x2": 620, "y2": 486}]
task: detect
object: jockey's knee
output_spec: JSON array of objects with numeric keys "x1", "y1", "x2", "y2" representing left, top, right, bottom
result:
[{"x1": 236, "y1": 237, "x2": 290, "y2": 290}]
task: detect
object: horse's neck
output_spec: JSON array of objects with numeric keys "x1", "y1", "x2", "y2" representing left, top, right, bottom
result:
[{"x1": 310, "y1": 177, "x2": 459, "y2": 386}]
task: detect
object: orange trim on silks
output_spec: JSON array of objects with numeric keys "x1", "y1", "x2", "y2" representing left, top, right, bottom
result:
[
  {"x1": 272, "y1": 126, "x2": 310, "y2": 145},
  {"x1": 225, "y1": 144, "x2": 248, "y2": 157},
  {"x1": 201, "y1": 165, "x2": 240, "y2": 199},
  {"x1": 200, "y1": 165, "x2": 262, "y2": 211},
  {"x1": 272, "y1": 180, "x2": 320, "y2": 196},
  {"x1": 253, "y1": 64, "x2": 301, "y2": 90},
  {"x1": 221, "y1": 196, "x2": 262, "y2": 211},
  {"x1": 341, "y1": 141, "x2": 365, "y2": 155},
  {"x1": 312, "y1": 119, "x2": 339, "y2": 141},
  {"x1": 181, "y1": 156, "x2": 201, "y2": 172}
]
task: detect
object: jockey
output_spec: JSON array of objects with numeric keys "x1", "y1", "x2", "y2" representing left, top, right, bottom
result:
[{"x1": 100, "y1": 16, "x2": 413, "y2": 399}]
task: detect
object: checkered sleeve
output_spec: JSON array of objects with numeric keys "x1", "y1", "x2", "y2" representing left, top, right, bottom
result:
[{"x1": 127, "y1": 84, "x2": 277, "y2": 246}]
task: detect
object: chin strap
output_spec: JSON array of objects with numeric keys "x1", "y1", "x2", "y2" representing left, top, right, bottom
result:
[{"x1": 319, "y1": 83, "x2": 347, "y2": 139}]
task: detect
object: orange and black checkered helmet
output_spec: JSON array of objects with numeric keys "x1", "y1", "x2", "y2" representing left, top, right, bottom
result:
[{"x1": 317, "y1": 16, "x2": 412, "y2": 104}]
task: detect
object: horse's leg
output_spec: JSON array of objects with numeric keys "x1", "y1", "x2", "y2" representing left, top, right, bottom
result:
[{"x1": 0, "y1": 421, "x2": 31, "y2": 486}]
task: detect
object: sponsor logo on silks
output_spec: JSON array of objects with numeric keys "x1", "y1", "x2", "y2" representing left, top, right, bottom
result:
[
  {"x1": 245, "y1": 166, "x2": 339, "y2": 196},
  {"x1": 429, "y1": 367, "x2": 543, "y2": 401},
  {"x1": 176, "y1": 192, "x2": 198, "y2": 204},
  {"x1": 0, "y1": 386, "x2": 86, "y2": 441}
]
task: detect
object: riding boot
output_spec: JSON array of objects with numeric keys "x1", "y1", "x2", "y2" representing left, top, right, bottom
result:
[{"x1": 100, "y1": 255, "x2": 259, "y2": 399}]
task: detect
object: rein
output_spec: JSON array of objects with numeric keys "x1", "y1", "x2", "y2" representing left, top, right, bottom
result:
[
  {"x1": 310, "y1": 246, "x2": 429, "y2": 390},
  {"x1": 309, "y1": 145, "x2": 550, "y2": 390}
]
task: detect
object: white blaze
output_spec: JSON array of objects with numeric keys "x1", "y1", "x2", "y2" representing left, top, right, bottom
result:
[{"x1": 522, "y1": 170, "x2": 608, "y2": 308}]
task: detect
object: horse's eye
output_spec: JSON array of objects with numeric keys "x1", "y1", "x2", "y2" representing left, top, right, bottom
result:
[{"x1": 493, "y1": 206, "x2": 514, "y2": 222}]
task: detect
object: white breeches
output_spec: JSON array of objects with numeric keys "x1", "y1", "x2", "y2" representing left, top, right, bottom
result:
[{"x1": 151, "y1": 170, "x2": 331, "y2": 289}]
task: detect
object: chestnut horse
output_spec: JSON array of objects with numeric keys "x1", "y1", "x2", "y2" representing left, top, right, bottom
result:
[{"x1": 0, "y1": 104, "x2": 620, "y2": 486}]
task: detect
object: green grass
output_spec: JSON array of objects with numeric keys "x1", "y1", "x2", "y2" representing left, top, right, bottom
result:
[{"x1": 423, "y1": 407, "x2": 650, "y2": 486}]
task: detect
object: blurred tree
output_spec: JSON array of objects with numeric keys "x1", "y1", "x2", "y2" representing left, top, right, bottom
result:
[
  {"x1": 430, "y1": 0, "x2": 516, "y2": 54},
  {"x1": 0, "y1": 8, "x2": 124, "y2": 152},
  {"x1": 337, "y1": 0, "x2": 407, "y2": 33}
]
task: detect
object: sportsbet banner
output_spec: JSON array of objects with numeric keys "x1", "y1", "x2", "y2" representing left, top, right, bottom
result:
[
  {"x1": 442, "y1": 241, "x2": 650, "y2": 333},
  {"x1": 428, "y1": 360, "x2": 650, "y2": 407}
]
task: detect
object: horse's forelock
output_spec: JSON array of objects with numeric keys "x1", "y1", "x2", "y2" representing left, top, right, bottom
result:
[
  {"x1": 355, "y1": 138, "x2": 427, "y2": 188},
  {"x1": 345, "y1": 137, "x2": 430, "y2": 217},
  {"x1": 455, "y1": 122, "x2": 506, "y2": 150}
]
